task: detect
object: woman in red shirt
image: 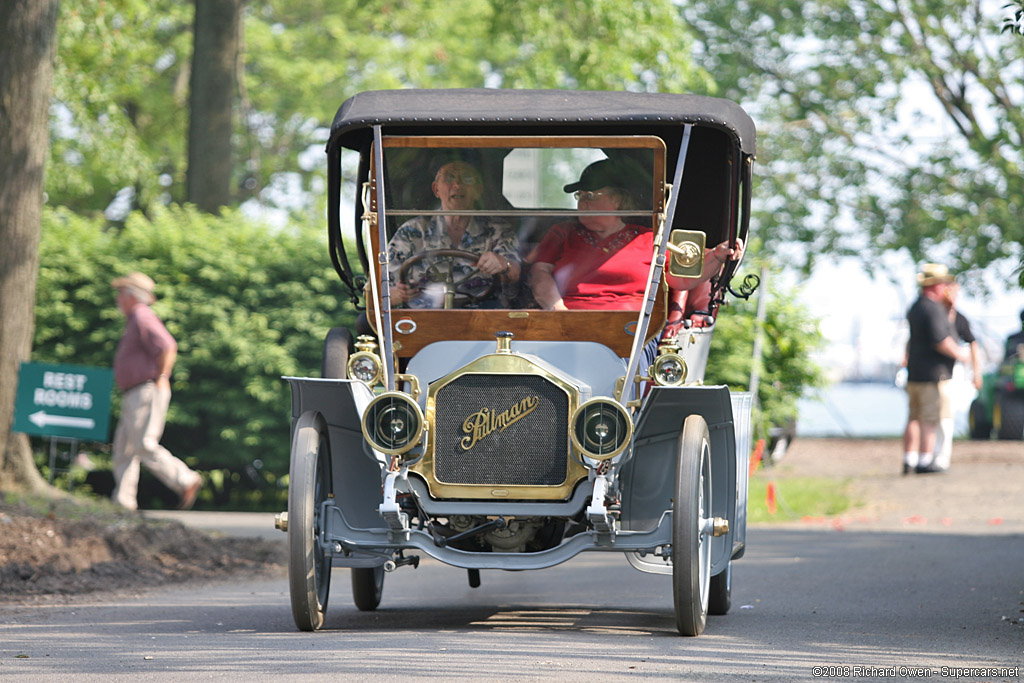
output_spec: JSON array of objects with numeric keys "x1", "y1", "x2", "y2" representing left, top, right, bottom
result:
[{"x1": 530, "y1": 160, "x2": 741, "y2": 312}]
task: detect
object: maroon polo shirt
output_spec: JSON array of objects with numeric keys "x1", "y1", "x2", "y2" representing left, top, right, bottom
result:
[{"x1": 113, "y1": 304, "x2": 176, "y2": 391}]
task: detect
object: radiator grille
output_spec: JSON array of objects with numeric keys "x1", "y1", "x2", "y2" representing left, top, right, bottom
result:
[{"x1": 433, "y1": 374, "x2": 569, "y2": 486}]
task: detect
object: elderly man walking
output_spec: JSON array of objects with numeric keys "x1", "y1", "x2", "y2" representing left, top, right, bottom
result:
[
  {"x1": 902, "y1": 264, "x2": 971, "y2": 475},
  {"x1": 110, "y1": 271, "x2": 201, "y2": 510}
]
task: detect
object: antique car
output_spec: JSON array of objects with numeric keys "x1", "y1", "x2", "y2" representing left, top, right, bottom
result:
[{"x1": 277, "y1": 89, "x2": 757, "y2": 636}]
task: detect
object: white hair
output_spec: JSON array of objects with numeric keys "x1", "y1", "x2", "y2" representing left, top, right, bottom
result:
[{"x1": 123, "y1": 285, "x2": 154, "y2": 304}]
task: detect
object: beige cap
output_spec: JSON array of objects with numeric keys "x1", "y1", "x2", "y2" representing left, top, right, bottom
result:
[
  {"x1": 112, "y1": 271, "x2": 156, "y2": 304},
  {"x1": 916, "y1": 263, "x2": 954, "y2": 288}
]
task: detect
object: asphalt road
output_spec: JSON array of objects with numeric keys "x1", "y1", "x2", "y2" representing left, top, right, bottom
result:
[{"x1": 2, "y1": 521, "x2": 1022, "y2": 682}]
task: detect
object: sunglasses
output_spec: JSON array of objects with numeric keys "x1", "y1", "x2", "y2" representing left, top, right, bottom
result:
[{"x1": 573, "y1": 190, "x2": 611, "y2": 202}]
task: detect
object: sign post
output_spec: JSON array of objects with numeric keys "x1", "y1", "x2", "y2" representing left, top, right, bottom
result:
[{"x1": 12, "y1": 362, "x2": 114, "y2": 442}]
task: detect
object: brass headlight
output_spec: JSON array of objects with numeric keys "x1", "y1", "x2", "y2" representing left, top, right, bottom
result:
[
  {"x1": 348, "y1": 335, "x2": 383, "y2": 385},
  {"x1": 571, "y1": 398, "x2": 632, "y2": 461},
  {"x1": 362, "y1": 392, "x2": 425, "y2": 456},
  {"x1": 348, "y1": 352, "x2": 382, "y2": 384},
  {"x1": 652, "y1": 353, "x2": 687, "y2": 386}
]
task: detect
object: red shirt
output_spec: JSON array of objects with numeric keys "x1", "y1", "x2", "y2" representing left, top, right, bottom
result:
[
  {"x1": 113, "y1": 304, "x2": 176, "y2": 391},
  {"x1": 532, "y1": 223, "x2": 653, "y2": 310}
]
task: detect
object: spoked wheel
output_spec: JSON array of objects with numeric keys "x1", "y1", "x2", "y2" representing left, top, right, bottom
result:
[
  {"x1": 351, "y1": 565, "x2": 385, "y2": 611},
  {"x1": 708, "y1": 561, "x2": 732, "y2": 615},
  {"x1": 288, "y1": 412, "x2": 333, "y2": 631},
  {"x1": 673, "y1": 414, "x2": 712, "y2": 636},
  {"x1": 398, "y1": 249, "x2": 496, "y2": 307}
]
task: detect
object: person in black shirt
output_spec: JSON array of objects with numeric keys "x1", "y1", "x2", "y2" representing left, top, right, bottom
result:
[
  {"x1": 901, "y1": 264, "x2": 970, "y2": 475},
  {"x1": 921, "y1": 281, "x2": 981, "y2": 472}
]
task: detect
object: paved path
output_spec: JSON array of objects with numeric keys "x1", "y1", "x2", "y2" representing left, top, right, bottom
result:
[{"x1": 3, "y1": 526, "x2": 1022, "y2": 682}]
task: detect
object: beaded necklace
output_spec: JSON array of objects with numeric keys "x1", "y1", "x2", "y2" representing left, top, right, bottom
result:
[{"x1": 575, "y1": 223, "x2": 642, "y2": 253}]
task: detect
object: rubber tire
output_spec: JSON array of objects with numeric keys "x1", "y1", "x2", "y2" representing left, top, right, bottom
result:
[
  {"x1": 351, "y1": 565, "x2": 385, "y2": 611},
  {"x1": 321, "y1": 327, "x2": 353, "y2": 379},
  {"x1": 288, "y1": 413, "x2": 333, "y2": 631},
  {"x1": 320, "y1": 326, "x2": 386, "y2": 609},
  {"x1": 996, "y1": 395, "x2": 1024, "y2": 440},
  {"x1": 968, "y1": 399, "x2": 991, "y2": 440},
  {"x1": 708, "y1": 561, "x2": 732, "y2": 616},
  {"x1": 673, "y1": 414, "x2": 712, "y2": 636}
]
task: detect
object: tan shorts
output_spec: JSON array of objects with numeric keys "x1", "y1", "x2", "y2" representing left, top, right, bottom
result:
[{"x1": 906, "y1": 380, "x2": 951, "y2": 423}]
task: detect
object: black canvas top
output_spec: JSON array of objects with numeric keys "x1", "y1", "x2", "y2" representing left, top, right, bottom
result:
[{"x1": 329, "y1": 89, "x2": 756, "y2": 155}]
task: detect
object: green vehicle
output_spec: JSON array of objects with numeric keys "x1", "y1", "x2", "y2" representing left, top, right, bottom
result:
[{"x1": 969, "y1": 351, "x2": 1024, "y2": 440}]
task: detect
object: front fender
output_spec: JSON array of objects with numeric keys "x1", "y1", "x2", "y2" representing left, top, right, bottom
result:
[
  {"x1": 284, "y1": 377, "x2": 383, "y2": 529},
  {"x1": 620, "y1": 386, "x2": 752, "y2": 575}
]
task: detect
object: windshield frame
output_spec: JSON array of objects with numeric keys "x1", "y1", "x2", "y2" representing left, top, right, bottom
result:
[{"x1": 363, "y1": 135, "x2": 671, "y2": 358}]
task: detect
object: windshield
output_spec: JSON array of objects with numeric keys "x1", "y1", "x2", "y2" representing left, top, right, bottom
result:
[{"x1": 374, "y1": 136, "x2": 666, "y2": 313}]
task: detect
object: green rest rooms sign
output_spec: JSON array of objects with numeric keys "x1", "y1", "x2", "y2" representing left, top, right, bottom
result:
[{"x1": 12, "y1": 362, "x2": 114, "y2": 441}]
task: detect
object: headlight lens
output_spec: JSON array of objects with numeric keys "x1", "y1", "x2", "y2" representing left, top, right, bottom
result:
[
  {"x1": 571, "y1": 399, "x2": 633, "y2": 461},
  {"x1": 348, "y1": 352, "x2": 382, "y2": 384},
  {"x1": 362, "y1": 392, "x2": 424, "y2": 455},
  {"x1": 652, "y1": 353, "x2": 687, "y2": 386}
]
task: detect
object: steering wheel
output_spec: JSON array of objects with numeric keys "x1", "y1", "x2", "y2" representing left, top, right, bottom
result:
[{"x1": 397, "y1": 249, "x2": 498, "y2": 308}]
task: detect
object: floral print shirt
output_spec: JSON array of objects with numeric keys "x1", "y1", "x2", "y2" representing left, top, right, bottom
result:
[{"x1": 386, "y1": 215, "x2": 519, "y2": 308}]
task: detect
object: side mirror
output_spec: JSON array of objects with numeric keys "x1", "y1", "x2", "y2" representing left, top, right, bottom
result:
[{"x1": 666, "y1": 230, "x2": 706, "y2": 279}]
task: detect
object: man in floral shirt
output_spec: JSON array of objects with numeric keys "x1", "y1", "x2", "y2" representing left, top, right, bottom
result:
[{"x1": 386, "y1": 160, "x2": 520, "y2": 308}]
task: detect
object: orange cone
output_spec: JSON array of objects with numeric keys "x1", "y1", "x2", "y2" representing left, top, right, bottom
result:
[
  {"x1": 766, "y1": 482, "x2": 777, "y2": 515},
  {"x1": 749, "y1": 439, "x2": 765, "y2": 477}
]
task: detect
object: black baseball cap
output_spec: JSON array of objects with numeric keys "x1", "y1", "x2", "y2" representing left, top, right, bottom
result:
[{"x1": 563, "y1": 159, "x2": 627, "y2": 193}]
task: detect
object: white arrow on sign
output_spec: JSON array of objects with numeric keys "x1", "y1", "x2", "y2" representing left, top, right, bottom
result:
[{"x1": 29, "y1": 411, "x2": 95, "y2": 430}]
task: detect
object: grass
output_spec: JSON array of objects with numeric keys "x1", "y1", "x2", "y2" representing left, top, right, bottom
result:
[{"x1": 746, "y1": 473, "x2": 856, "y2": 523}]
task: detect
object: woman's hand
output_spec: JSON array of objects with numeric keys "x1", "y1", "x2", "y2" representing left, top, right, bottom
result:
[
  {"x1": 666, "y1": 237, "x2": 745, "y2": 293},
  {"x1": 529, "y1": 262, "x2": 566, "y2": 309},
  {"x1": 709, "y1": 238, "x2": 744, "y2": 266}
]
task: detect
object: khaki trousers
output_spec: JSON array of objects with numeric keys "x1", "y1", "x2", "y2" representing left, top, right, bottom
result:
[{"x1": 111, "y1": 381, "x2": 197, "y2": 510}]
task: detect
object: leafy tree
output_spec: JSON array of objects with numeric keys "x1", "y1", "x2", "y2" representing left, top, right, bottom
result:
[
  {"x1": 241, "y1": 0, "x2": 705, "y2": 217},
  {"x1": 51, "y1": 1, "x2": 193, "y2": 214},
  {"x1": 0, "y1": 0, "x2": 60, "y2": 492},
  {"x1": 33, "y1": 206, "x2": 357, "y2": 505},
  {"x1": 49, "y1": 0, "x2": 708, "y2": 219},
  {"x1": 1005, "y1": 0, "x2": 1024, "y2": 284},
  {"x1": 479, "y1": 0, "x2": 708, "y2": 91},
  {"x1": 682, "y1": 0, "x2": 1024, "y2": 284},
  {"x1": 1006, "y1": 0, "x2": 1024, "y2": 34}
]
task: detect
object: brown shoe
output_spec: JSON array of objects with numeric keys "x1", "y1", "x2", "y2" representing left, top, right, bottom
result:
[{"x1": 178, "y1": 478, "x2": 201, "y2": 510}]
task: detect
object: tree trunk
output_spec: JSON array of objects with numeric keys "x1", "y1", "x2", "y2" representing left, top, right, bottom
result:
[
  {"x1": 0, "y1": 0, "x2": 61, "y2": 493},
  {"x1": 187, "y1": 0, "x2": 242, "y2": 213}
]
